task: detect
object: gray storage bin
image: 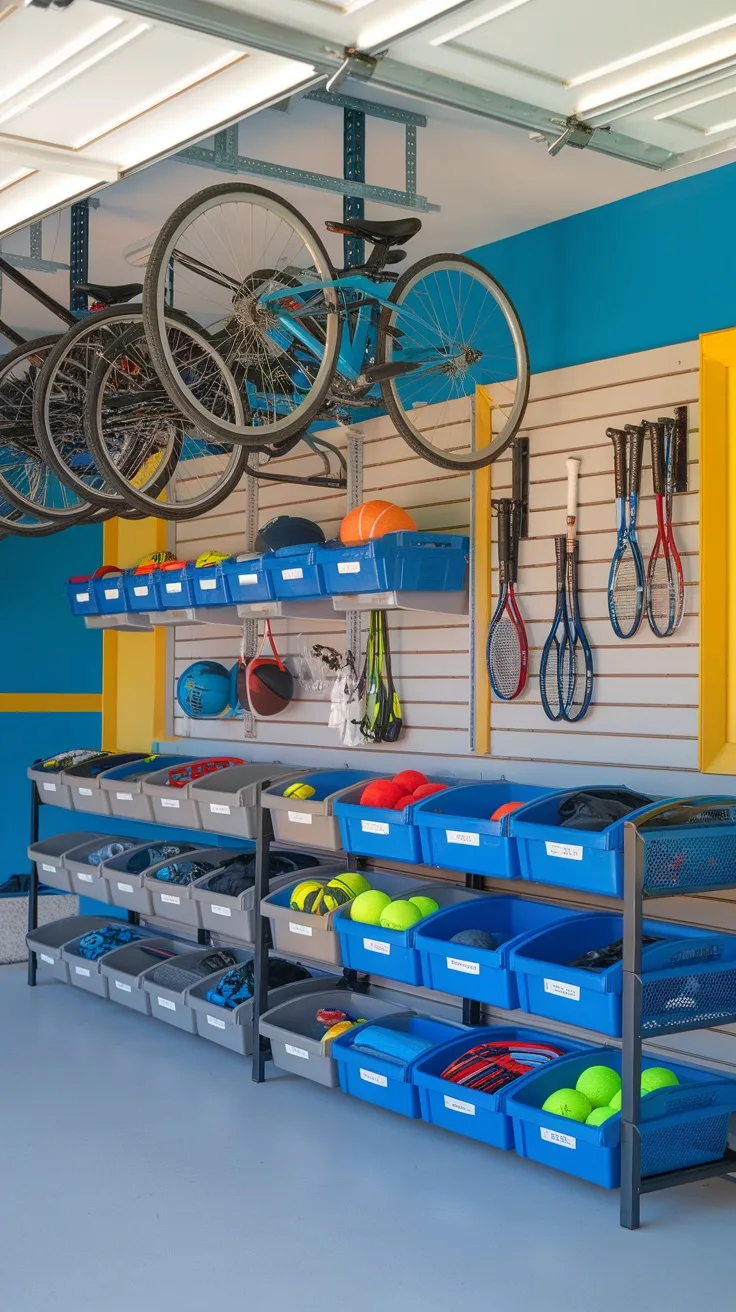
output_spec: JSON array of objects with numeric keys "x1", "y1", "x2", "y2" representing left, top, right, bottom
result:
[
  {"x1": 102, "y1": 841, "x2": 204, "y2": 915},
  {"x1": 144, "y1": 847, "x2": 229, "y2": 929},
  {"x1": 141, "y1": 767, "x2": 203, "y2": 829},
  {"x1": 262, "y1": 870, "x2": 421, "y2": 966},
  {"x1": 64, "y1": 835, "x2": 137, "y2": 903},
  {"x1": 101, "y1": 938, "x2": 196, "y2": 1016},
  {"x1": 99, "y1": 768, "x2": 159, "y2": 823},
  {"x1": 26, "y1": 915, "x2": 112, "y2": 984},
  {"x1": 192, "y1": 861, "x2": 340, "y2": 943},
  {"x1": 62, "y1": 924, "x2": 148, "y2": 998},
  {"x1": 259, "y1": 986, "x2": 409, "y2": 1086},
  {"x1": 142, "y1": 947, "x2": 247, "y2": 1032},
  {"x1": 189, "y1": 763, "x2": 295, "y2": 838},
  {"x1": 28, "y1": 751, "x2": 107, "y2": 809},
  {"x1": 28, "y1": 831, "x2": 105, "y2": 893},
  {"x1": 188, "y1": 965, "x2": 326, "y2": 1056},
  {"x1": 263, "y1": 773, "x2": 372, "y2": 851}
]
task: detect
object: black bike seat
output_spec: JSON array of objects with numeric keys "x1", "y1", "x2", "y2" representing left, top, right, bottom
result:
[
  {"x1": 325, "y1": 217, "x2": 422, "y2": 244},
  {"x1": 73, "y1": 282, "x2": 143, "y2": 305}
]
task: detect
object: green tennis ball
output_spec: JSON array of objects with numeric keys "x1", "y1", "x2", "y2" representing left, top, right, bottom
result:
[
  {"x1": 379, "y1": 899, "x2": 423, "y2": 932},
  {"x1": 586, "y1": 1106, "x2": 617, "y2": 1126},
  {"x1": 350, "y1": 889, "x2": 392, "y2": 925},
  {"x1": 641, "y1": 1067, "x2": 679, "y2": 1094},
  {"x1": 289, "y1": 880, "x2": 325, "y2": 915},
  {"x1": 283, "y1": 781, "x2": 316, "y2": 800},
  {"x1": 542, "y1": 1088, "x2": 592, "y2": 1123},
  {"x1": 609, "y1": 1089, "x2": 622, "y2": 1111},
  {"x1": 322, "y1": 872, "x2": 371, "y2": 911},
  {"x1": 408, "y1": 895, "x2": 439, "y2": 918},
  {"x1": 575, "y1": 1065, "x2": 622, "y2": 1110}
]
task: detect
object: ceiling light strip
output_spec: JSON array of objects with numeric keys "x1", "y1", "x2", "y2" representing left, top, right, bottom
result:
[
  {"x1": 0, "y1": 23, "x2": 150, "y2": 128},
  {"x1": 568, "y1": 13, "x2": 736, "y2": 88},
  {"x1": 582, "y1": 50, "x2": 736, "y2": 124},
  {"x1": 653, "y1": 73, "x2": 736, "y2": 121},
  {"x1": 431, "y1": 0, "x2": 533, "y2": 47}
]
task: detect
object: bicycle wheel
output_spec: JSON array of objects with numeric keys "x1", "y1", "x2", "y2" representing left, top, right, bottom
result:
[
  {"x1": 85, "y1": 318, "x2": 249, "y2": 520},
  {"x1": 142, "y1": 183, "x2": 339, "y2": 446},
  {"x1": 0, "y1": 336, "x2": 92, "y2": 528},
  {"x1": 377, "y1": 253, "x2": 529, "y2": 470}
]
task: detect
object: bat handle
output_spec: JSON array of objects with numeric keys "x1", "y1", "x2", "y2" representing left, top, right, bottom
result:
[
  {"x1": 554, "y1": 534, "x2": 566, "y2": 593},
  {"x1": 566, "y1": 457, "x2": 581, "y2": 534}
]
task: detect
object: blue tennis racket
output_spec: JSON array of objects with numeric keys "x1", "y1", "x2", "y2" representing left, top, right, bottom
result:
[
  {"x1": 607, "y1": 425, "x2": 645, "y2": 639},
  {"x1": 559, "y1": 457, "x2": 594, "y2": 722},
  {"x1": 539, "y1": 534, "x2": 567, "y2": 721}
]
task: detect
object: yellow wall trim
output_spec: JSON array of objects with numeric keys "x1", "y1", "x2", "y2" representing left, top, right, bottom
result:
[
  {"x1": 0, "y1": 694, "x2": 102, "y2": 713},
  {"x1": 102, "y1": 517, "x2": 169, "y2": 752}
]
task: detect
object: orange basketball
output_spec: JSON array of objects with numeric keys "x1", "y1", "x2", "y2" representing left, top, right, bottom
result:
[{"x1": 340, "y1": 500, "x2": 416, "y2": 545}]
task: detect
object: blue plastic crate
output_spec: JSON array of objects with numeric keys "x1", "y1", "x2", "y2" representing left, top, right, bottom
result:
[
  {"x1": 332, "y1": 1013, "x2": 466, "y2": 1118},
  {"x1": 334, "y1": 883, "x2": 478, "y2": 985},
  {"x1": 122, "y1": 568, "x2": 158, "y2": 613},
  {"x1": 263, "y1": 543, "x2": 327, "y2": 600},
  {"x1": 414, "y1": 781, "x2": 551, "y2": 878},
  {"x1": 191, "y1": 560, "x2": 231, "y2": 608},
  {"x1": 510, "y1": 911, "x2": 736, "y2": 1037},
  {"x1": 318, "y1": 532, "x2": 470, "y2": 596},
  {"x1": 92, "y1": 570, "x2": 126, "y2": 615},
  {"x1": 510, "y1": 787, "x2": 655, "y2": 896},
  {"x1": 66, "y1": 575, "x2": 98, "y2": 616},
  {"x1": 223, "y1": 554, "x2": 275, "y2": 605},
  {"x1": 415, "y1": 896, "x2": 581, "y2": 1008},
  {"x1": 334, "y1": 778, "x2": 457, "y2": 863},
  {"x1": 506, "y1": 1046, "x2": 736, "y2": 1188},
  {"x1": 640, "y1": 803, "x2": 736, "y2": 896},
  {"x1": 156, "y1": 561, "x2": 198, "y2": 609},
  {"x1": 413, "y1": 1024, "x2": 593, "y2": 1150}
]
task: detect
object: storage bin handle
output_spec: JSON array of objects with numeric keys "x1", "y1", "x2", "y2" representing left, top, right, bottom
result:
[
  {"x1": 641, "y1": 1081, "x2": 736, "y2": 1119},
  {"x1": 642, "y1": 934, "x2": 736, "y2": 970},
  {"x1": 632, "y1": 796, "x2": 736, "y2": 830},
  {"x1": 92, "y1": 565, "x2": 123, "y2": 579}
]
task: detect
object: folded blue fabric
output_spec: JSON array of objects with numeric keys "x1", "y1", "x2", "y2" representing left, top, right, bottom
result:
[
  {"x1": 88, "y1": 841, "x2": 136, "y2": 867},
  {"x1": 78, "y1": 925, "x2": 143, "y2": 961},
  {"x1": 350, "y1": 1025, "x2": 435, "y2": 1065}
]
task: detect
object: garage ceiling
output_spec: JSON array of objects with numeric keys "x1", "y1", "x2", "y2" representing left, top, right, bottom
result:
[{"x1": 5, "y1": 0, "x2": 736, "y2": 236}]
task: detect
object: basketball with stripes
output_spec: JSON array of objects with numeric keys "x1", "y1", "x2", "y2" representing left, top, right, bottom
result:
[{"x1": 339, "y1": 500, "x2": 416, "y2": 545}]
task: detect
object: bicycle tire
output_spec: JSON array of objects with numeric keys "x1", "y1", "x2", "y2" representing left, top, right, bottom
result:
[
  {"x1": 84, "y1": 320, "x2": 249, "y2": 520},
  {"x1": 142, "y1": 182, "x2": 340, "y2": 446},
  {"x1": 378, "y1": 253, "x2": 530, "y2": 471}
]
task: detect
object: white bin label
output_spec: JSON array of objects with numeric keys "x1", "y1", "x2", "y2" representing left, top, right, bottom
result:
[
  {"x1": 540, "y1": 1127, "x2": 577, "y2": 1150},
  {"x1": 158, "y1": 997, "x2": 176, "y2": 1010},
  {"x1": 75, "y1": 592, "x2": 90, "y2": 603},
  {"x1": 116, "y1": 792, "x2": 133, "y2": 802},
  {"x1": 117, "y1": 882, "x2": 133, "y2": 894},
  {"x1": 545, "y1": 841, "x2": 583, "y2": 861},
  {"x1": 360, "y1": 1069, "x2": 388, "y2": 1088},
  {"x1": 337, "y1": 561, "x2": 361, "y2": 574},
  {"x1": 446, "y1": 830, "x2": 480, "y2": 847},
  {"x1": 104, "y1": 588, "x2": 119, "y2": 600},
  {"x1": 210, "y1": 803, "x2": 231, "y2": 815},
  {"x1": 446, "y1": 956, "x2": 480, "y2": 975},
  {"x1": 78, "y1": 788, "x2": 93, "y2": 796},
  {"x1": 160, "y1": 893, "x2": 180, "y2": 905},
  {"x1": 115, "y1": 981, "x2": 132, "y2": 994},
  {"x1": 161, "y1": 798, "x2": 180, "y2": 808},
  {"x1": 75, "y1": 967, "x2": 90, "y2": 977},
  {"x1": 289, "y1": 922, "x2": 313, "y2": 936},
  {"x1": 207, "y1": 1015, "x2": 226, "y2": 1030},
  {"x1": 133, "y1": 586, "x2": 149, "y2": 597},
  {"x1": 285, "y1": 1044, "x2": 309, "y2": 1060},
  {"x1": 444, "y1": 1095, "x2": 475, "y2": 1116},
  {"x1": 199, "y1": 579, "x2": 217, "y2": 591},
  {"x1": 544, "y1": 979, "x2": 580, "y2": 1002},
  {"x1": 363, "y1": 938, "x2": 391, "y2": 955},
  {"x1": 282, "y1": 567, "x2": 303, "y2": 580},
  {"x1": 40, "y1": 954, "x2": 54, "y2": 965},
  {"x1": 210, "y1": 905, "x2": 231, "y2": 917},
  {"x1": 42, "y1": 783, "x2": 57, "y2": 792},
  {"x1": 165, "y1": 581, "x2": 182, "y2": 593},
  {"x1": 77, "y1": 873, "x2": 93, "y2": 883},
  {"x1": 361, "y1": 820, "x2": 389, "y2": 835},
  {"x1": 41, "y1": 864, "x2": 57, "y2": 873},
  {"x1": 287, "y1": 810, "x2": 312, "y2": 825},
  {"x1": 238, "y1": 573, "x2": 258, "y2": 586}
]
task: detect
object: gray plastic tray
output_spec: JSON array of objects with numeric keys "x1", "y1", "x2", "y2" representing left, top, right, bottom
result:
[
  {"x1": 101, "y1": 841, "x2": 203, "y2": 915},
  {"x1": 192, "y1": 861, "x2": 340, "y2": 942},
  {"x1": 26, "y1": 915, "x2": 112, "y2": 983},
  {"x1": 188, "y1": 966, "x2": 326, "y2": 1056},
  {"x1": 28, "y1": 752, "x2": 107, "y2": 809},
  {"x1": 259, "y1": 987, "x2": 410, "y2": 1086},
  {"x1": 262, "y1": 870, "x2": 422, "y2": 966},
  {"x1": 143, "y1": 847, "x2": 229, "y2": 929},
  {"x1": 141, "y1": 766, "x2": 203, "y2": 829},
  {"x1": 101, "y1": 938, "x2": 196, "y2": 1015},
  {"x1": 28, "y1": 831, "x2": 105, "y2": 893},
  {"x1": 142, "y1": 948, "x2": 247, "y2": 1032},
  {"x1": 62, "y1": 924, "x2": 149, "y2": 998},
  {"x1": 263, "y1": 774, "x2": 373, "y2": 851},
  {"x1": 190, "y1": 764, "x2": 296, "y2": 838},
  {"x1": 60, "y1": 769, "x2": 111, "y2": 815},
  {"x1": 99, "y1": 767, "x2": 159, "y2": 822},
  {"x1": 64, "y1": 835, "x2": 138, "y2": 903}
]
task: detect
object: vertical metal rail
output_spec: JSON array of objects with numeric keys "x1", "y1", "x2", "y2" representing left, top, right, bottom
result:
[
  {"x1": 345, "y1": 431, "x2": 364, "y2": 664},
  {"x1": 251, "y1": 793, "x2": 271, "y2": 1083},
  {"x1": 343, "y1": 106, "x2": 365, "y2": 269},
  {"x1": 620, "y1": 820, "x2": 645, "y2": 1229},
  {"x1": 242, "y1": 470, "x2": 259, "y2": 741},
  {"x1": 27, "y1": 781, "x2": 40, "y2": 987},
  {"x1": 462, "y1": 871, "x2": 483, "y2": 1026},
  {"x1": 69, "y1": 200, "x2": 90, "y2": 314}
]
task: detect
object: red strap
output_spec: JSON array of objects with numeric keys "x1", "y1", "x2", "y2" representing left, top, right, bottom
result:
[{"x1": 92, "y1": 565, "x2": 122, "y2": 579}]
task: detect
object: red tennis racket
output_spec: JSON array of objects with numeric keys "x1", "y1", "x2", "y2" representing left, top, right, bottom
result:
[
  {"x1": 486, "y1": 498, "x2": 528, "y2": 700},
  {"x1": 646, "y1": 421, "x2": 684, "y2": 638}
]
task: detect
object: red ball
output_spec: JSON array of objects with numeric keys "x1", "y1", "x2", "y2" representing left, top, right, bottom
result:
[
  {"x1": 359, "y1": 779, "x2": 405, "y2": 809},
  {"x1": 491, "y1": 800, "x2": 525, "y2": 822},
  {"x1": 412, "y1": 783, "x2": 448, "y2": 800},
  {"x1": 393, "y1": 794, "x2": 414, "y2": 810},
  {"x1": 393, "y1": 769, "x2": 428, "y2": 793}
]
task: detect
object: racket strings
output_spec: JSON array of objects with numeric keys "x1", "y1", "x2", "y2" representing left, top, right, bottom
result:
[
  {"x1": 648, "y1": 543, "x2": 676, "y2": 636},
  {"x1": 610, "y1": 546, "x2": 642, "y2": 632},
  {"x1": 488, "y1": 609, "x2": 524, "y2": 700},
  {"x1": 541, "y1": 637, "x2": 562, "y2": 718}
]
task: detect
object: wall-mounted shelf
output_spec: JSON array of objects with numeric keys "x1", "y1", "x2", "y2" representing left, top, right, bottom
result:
[
  {"x1": 236, "y1": 600, "x2": 342, "y2": 622},
  {"x1": 331, "y1": 590, "x2": 469, "y2": 615},
  {"x1": 84, "y1": 614, "x2": 152, "y2": 631}
]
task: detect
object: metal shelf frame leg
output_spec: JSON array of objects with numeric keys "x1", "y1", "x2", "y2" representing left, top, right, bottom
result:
[
  {"x1": 620, "y1": 821, "x2": 644, "y2": 1229},
  {"x1": 251, "y1": 796, "x2": 271, "y2": 1083}
]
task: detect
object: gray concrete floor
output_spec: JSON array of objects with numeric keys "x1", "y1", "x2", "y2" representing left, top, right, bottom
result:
[{"x1": 1, "y1": 963, "x2": 734, "y2": 1311}]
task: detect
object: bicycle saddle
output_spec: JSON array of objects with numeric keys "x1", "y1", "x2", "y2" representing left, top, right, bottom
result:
[
  {"x1": 325, "y1": 217, "x2": 422, "y2": 245},
  {"x1": 72, "y1": 282, "x2": 143, "y2": 305}
]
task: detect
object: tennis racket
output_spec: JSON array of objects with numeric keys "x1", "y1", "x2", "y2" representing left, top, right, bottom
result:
[
  {"x1": 487, "y1": 498, "x2": 528, "y2": 700},
  {"x1": 607, "y1": 426, "x2": 645, "y2": 638},
  {"x1": 559, "y1": 457, "x2": 594, "y2": 721},
  {"x1": 661, "y1": 414, "x2": 685, "y2": 634},
  {"x1": 646, "y1": 421, "x2": 684, "y2": 638},
  {"x1": 539, "y1": 534, "x2": 567, "y2": 721}
]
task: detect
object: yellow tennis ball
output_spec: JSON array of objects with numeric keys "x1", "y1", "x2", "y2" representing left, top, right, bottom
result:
[
  {"x1": 322, "y1": 872, "x2": 372, "y2": 911},
  {"x1": 284, "y1": 781, "x2": 316, "y2": 800},
  {"x1": 289, "y1": 880, "x2": 325, "y2": 915}
]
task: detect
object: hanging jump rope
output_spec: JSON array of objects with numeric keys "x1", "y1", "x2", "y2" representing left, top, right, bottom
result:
[{"x1": 359, "y1": 610, "x2": 403, "y2": 744}]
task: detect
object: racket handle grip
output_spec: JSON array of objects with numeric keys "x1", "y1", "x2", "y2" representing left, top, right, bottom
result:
[
  {"x1": 566, "y1": 457, "x2": 581, "y2": 521},
  {"x1": 607, "y1": 429, "x2": 627, "y2": 499},
  {"x1": 626, "y1": 423, "x2": 644, "y2": 497},
  {"x1": 554, "y1": 534, "x2": 566, "y2": 592},
  {"x1": 648, "y1": 421, "x2": 666, "y2": 495},
  {"x1": 497, "y1": 499, "x2": 511, "y2": 585}
]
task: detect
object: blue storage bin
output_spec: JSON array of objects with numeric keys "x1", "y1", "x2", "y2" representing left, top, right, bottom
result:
[
  {"x1": 92, "y1": 569, "x2": 126, "y2": 615},
  {"x1": 506, "y1": 1046, "x2": 736, "y2": 1188},
  {"x1": 318, "y1": 532, "x2": 470, "y2": 596},
  {"x1": 415, "y1": 895, "x2": 581, "y2": 1007},
  {"x1": 334, "y1": 779, "x2": 456, "y2": 863},
  {"x1": 639, "y1": 801, "x2": 736, "y2": 896},
  {"x1": 511, "y1": 911, "x2": 736, "y2": 1037},
  {"x1": 223, "y1": 554, "x2": 275, "y2": 604},
  {"x1": 66, "y1": 575, "x2": 98, "y2": 616},
  {"x1": 263, "y1": 543, "x2": 327, "y2": 599},
  {"x1": 414, "y1": 1024, "x2": 593, "y2": 1150},
  {"x1": 157, "y1": 561, "x2": 197, "y2": 608},
  {"x1": 122, "y1": 568, "x2": 158, "y2": 613},
  {"x1": 191, "y1": 559, "x2": 231, "y2": 608},
  {"x1": 334, "y1": 882, "x2": 478, "y2": 985},
  {"x1": 332, "y1": 1013, "x2": 465, "y2": 1118},
  {"x1": 511, "y1": 787, "x2": 655, "y2": 896},
  {"x1": 414, "y1": 781, "x2": 551, "y2": 878}
]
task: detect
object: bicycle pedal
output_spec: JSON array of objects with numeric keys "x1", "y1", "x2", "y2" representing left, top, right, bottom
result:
[{"x1": 360, "y1": 360, "x2": 420, "y2": 385}]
